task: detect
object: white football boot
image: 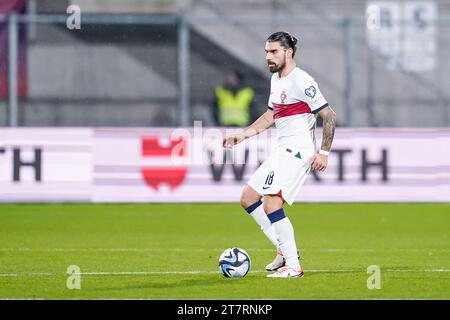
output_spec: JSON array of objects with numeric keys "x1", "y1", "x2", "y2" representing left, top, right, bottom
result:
[
  {"x1": 266, "y1": 266, "x2": 304, "y2": 278},
  {"x1": 265, "y1": 251, "x2": 285, "y2": 271},
  {"x1": 265, "y1": 250, "x2": 300, "y2": 271}
]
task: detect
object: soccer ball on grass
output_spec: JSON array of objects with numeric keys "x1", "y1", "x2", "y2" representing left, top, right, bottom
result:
[{"x1": 218, "y1": 247, "x2": 251, "y2": 278}]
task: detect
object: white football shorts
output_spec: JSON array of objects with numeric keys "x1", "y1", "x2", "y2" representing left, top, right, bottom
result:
[{"x1": 247, "y1": 145, "x2": 315, "y2": 205}]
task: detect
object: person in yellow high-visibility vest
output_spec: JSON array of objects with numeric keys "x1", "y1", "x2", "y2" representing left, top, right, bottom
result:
[{"x1": 213, "y1": 71, "x2": 255, "y2": 127}]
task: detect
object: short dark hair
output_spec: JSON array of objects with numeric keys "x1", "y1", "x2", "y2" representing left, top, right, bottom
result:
[{"x1": 266, "y1": 31, "x2": 299, "y2": 57}]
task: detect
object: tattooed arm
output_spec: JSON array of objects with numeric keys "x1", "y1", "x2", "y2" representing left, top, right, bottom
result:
[
  {"x1": 309, "y1": 106, "x2": 337, "y2": 171},
  {"x1": 318, "y1": 106, "x2": 337, "y2": 152}
]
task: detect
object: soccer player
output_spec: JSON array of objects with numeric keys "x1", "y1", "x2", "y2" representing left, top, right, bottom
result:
[{"x1": 223, "y1": 31, "x2": 336, "y2": 278}]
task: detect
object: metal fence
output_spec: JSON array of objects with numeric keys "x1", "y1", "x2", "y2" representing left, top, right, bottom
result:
[
  {"x1": 0, "y1": 14, "x2": 190, "y2": 127},
  {"x1": 1, "y1": 13, "x2": 449, "y2": 127}
]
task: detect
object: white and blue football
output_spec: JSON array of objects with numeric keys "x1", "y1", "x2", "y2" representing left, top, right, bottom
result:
[{"x1": 218, "y1": 247, "x2": 251, "y2": 278}]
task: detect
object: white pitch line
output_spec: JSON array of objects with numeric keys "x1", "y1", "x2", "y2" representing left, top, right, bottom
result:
[
  {"x1": 28, "y1": 272, "x2": 53, "y2": 276},
  {"x1": 424, "y1": 269, "x2": 450, "y2": 272},
  {"x1": 1, "y1": 269, "x2": 449, "y2": 278},
  {"x1": 80, "y1": 271, "x2": 219, "y2": 275},
  {"x1": 320, "y1": 249, "x2": 376, "y2": 252},
  {"x1": 305, "y1": 269, "x2": 361, "y2": 273},
  {"x1": 320, "y1": 248, "x2": 450, "y2": 252},
  {"x1": 0, "y1": 248, "x2": 272, "y2": 252},
  {"x1": 1, "y1": 248, "x2": 449, "y2": 253},
  {"x1": 0, "y1": 298, "x2": 45, "y2": 300}
]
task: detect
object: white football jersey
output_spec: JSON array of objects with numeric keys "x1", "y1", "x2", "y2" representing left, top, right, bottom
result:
[{"x1": 268, "y1": 67, "x2": 328, "y2": 150}]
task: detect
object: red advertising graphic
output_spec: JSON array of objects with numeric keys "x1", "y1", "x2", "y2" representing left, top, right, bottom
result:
[
  {"x1": 141, "y1": 136, "x2": 187, "y2": 191},
  {"x1": 142, "y1": 137, "x2": 185, "y2": 157}
]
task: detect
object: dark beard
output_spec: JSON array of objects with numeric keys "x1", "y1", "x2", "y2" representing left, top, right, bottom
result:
[{"x1": 269, "y1": 62, "x2": 285, "y2": 73}]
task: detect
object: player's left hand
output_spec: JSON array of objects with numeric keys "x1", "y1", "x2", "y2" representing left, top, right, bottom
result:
[{"x1": 309, "y1": 154, "x2": 328, "y2": 172}]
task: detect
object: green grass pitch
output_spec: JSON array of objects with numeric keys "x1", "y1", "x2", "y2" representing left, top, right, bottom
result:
[{"x1": 0, "y1": 203, "x2": 449, "y2": 300}]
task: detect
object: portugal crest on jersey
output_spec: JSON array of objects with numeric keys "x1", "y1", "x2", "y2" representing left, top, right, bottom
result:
[{"x1": 280, "y1": 91, "x2": 287, "y2": 103}]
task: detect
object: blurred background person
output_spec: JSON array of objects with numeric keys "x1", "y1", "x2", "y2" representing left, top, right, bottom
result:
[{"x1": 212, "y1": 70, "x2": 255, "y2": 127}]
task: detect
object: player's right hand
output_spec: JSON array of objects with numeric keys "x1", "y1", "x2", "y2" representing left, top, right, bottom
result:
[
  {"x1": 309, "y1": 153, "x2": 328, "y2": 172},
  {"x1": 223, "y1": 133, "x2": 246, "y2": 149}
]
